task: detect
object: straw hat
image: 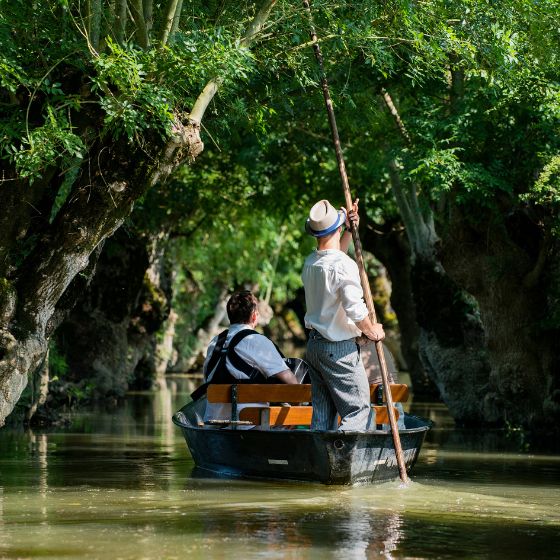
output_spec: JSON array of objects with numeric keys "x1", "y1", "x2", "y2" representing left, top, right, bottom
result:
[{"x1": 305, "y1": 200, "x2": 346, "y2": 237}]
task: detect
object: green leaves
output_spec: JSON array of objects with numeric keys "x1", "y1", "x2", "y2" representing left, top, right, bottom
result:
[
  {"x1": 523, "y1": 154, "x2": 560, "y2": 235},
  {"x1": 0, "y1": 57, "x2": 28, "y2": 93},
  {"x1": 1, "y1": 0, "x2": 559, "y2": 278},
  {"x1": 6, "y1": 106, "x2": 84, "y2": 181},
  {"x1": 93, "y1": 40, "x2": 174, "y2": 141}
]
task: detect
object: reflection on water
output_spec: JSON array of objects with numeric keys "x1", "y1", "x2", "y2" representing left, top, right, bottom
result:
[{"x1": 1, "y1": 375, "x2": 559, "y2": 559}]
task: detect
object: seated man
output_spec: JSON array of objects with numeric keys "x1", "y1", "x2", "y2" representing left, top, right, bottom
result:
[
  {"x1": 361, "y1": 341, "x2": 405, "y2": 429},
  {"x1": 203, "y1": 290, "x2": 298, "y2": 425},
  {"x1": 361, "y1": 341, "x2": 399, "y2": 385}
]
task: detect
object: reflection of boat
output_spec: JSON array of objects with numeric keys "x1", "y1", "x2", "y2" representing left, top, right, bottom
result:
[{"x1": 172, "y1": 392, "x2": 431, "y2": 485}]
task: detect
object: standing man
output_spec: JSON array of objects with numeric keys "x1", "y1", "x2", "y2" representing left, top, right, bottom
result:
[{"x1": 302, "y1": 199, "x2": 385, "y2": 431}]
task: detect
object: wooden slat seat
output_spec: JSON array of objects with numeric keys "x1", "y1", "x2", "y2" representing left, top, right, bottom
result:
[
  {"x1": 206, "y1": 383, "x2": 409, "y2": 404},
  {"x1": 204, "y1": 383, "x2": 408, "y2": 428},
  {"x1": 239, "y1": 405, "x2": 399, "y2": 427}
]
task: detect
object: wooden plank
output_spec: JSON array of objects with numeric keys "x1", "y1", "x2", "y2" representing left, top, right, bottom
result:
[
  {"x1": 239, "y1": 384, "x2": 312, "y2": 403},
  {"x1": 207, "y1": 384, "x2": 311, "y2": 403},
  {"x1": 372, "y1": 405, "x2": 399, "y2": 424},
  {"x1": 369, "y1": 384, "x2": 409, "y2": 403},
  {"x1": 239, "y1": 406, "x2": 313, "y2": 425},
  {"x1": 238, "y1": 405, "x2": 399, "y2": 426},
  {"x1": 206, "y1": 384, "x2": 233, "y2": 403},
  {"x1": 206, "y1": 383, "x2": 408, "y2": 404}
]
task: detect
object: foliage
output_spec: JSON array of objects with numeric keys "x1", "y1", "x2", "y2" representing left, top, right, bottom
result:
[
  {"x1": 132, "y1": 139, "x2": 315, "y2": 359},
  {"x1": 64, "y1": 382, "x2": 96, "y2": 406},
  {"x1": 5, "y1": 106, "x2": 84, "y2": 181},
  {"x1": 1, "y1": 0, "x2": 560, "y2": 422},
  {"x1": 0, "y1": 0, "x2": 276, "y2": 188},
  {"x1": 121, "y1": 0, "x2": 560, "y2": 357},
  {"x1": 92, "y1": 40, "x2": 175, "y2": 142},
  {"x1": 49, "y1": 340, "x2": 69, "y2": 379},
  {"x1": 522, "y1": 154, "x2": 560, "y2": 236},
  {"x1": 2, "y1": 0, "x2": 556, "y2": 236}
]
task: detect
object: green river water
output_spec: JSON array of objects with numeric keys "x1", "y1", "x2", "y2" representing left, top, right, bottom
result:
[{"x1": 1, "y1": 376, "x2": 559, "y2": 559}]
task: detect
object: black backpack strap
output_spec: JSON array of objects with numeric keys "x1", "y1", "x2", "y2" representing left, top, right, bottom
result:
[
  {"x1": 227, "y1": 328, "x2": 260, "y2": 347},
  {"x1": 226, "y1": 330, "x2": 289, "y2": 381},
  {"x1": 204, "y1": 329, "x2": 229, "y2": 382},
  {"x1": 203, "y1": 328, "x2": 281, "y2": 388},
  {"x1": 226, "y1": 329, "x2": 263, "y2": 379},
  {"x1": 190, "y1": 382, "x2": 209, "y2": 402},
  {"x1": 229, "y1": 329, "x2": 285, "y2": 359},
  {"x1": 191, "y1": 329, "x2": 229, "y2": 401}
]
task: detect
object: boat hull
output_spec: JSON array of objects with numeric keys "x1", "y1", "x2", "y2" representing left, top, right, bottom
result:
[{"x1": 173, "y1": 401, "x2": 430, "y2": 485}]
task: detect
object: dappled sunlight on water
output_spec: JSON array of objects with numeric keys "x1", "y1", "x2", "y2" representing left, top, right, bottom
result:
[{"x1": 1, "y1": 376, "x2": 559, "y2": 559}]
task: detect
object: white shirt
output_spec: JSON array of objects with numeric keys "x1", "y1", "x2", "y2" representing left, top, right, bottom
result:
[
  {"x1": 203, "y1": 324, "x2": 288, "y2": 424},
  {"x1": 302, "y1": 249, "x2": 368, "y2": 341}
]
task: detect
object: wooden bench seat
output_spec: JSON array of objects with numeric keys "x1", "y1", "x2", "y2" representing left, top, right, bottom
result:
[
  {"x1": 204, "y1": 383, "x2": 409, "y2": 428},
  {"x1": 206, "y1": 383, "x2": 409, "y2": 404}
]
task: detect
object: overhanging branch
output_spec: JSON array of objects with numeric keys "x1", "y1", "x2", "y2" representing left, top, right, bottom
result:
[
  {"x1": 189, "y1": 0, "x2": 278, "y2": 124},
  {"x1": 381, "y1": 88, "x2": 411, "y2": 146},
  {"x1": 381, "y1": 90, "x2": 439, "y2": 258}
]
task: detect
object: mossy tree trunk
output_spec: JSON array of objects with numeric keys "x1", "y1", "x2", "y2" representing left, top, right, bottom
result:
[
  {"x1": 440, "y1": 205, "x2": 560, "y2": 434},
  {"x1": 0, "y1": 0, "x2": 278, "y2": 426},
  {"x1": 378, "y1": 80, "x2": 560, "y2": 433},
  {"x1": 362, "y1": 220, "x2": 438, "y2": 399},
  {"x1": 0, "y1": 119, "x2": 202, "y2": 424},
  {"x1": 378, "y1": 88, "x2": 494, "y2": 424},
  {"x1": 56, "y1": 228, "x2": 172, "y2": 397}
]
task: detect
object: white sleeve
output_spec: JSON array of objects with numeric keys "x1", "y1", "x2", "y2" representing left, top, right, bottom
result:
[
  {"x1": 235, "y1": 335, "x2": 288, "y2": 378},
  {"x1": 336, "y1": 259, "x2": 368, "y2": 323}
]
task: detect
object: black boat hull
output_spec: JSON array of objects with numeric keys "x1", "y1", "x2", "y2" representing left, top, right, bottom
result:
[{"x1": 173, "y1": 400, "x2": 430, "y2": 485}]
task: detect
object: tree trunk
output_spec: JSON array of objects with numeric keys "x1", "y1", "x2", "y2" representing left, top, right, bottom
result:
[
  {"x1": 0, "y1": 1, "x2": 281, "y2": 425},
  {"x1": 440, "y1": 204, "x2": 560, "y2": 434},
  {"x1": 129, "y1": 233, "x2": 175, "y2": 390},
  {"x1": 377, "y1": 83, "x2": 560, "y2": 434},
  {"x1": 153, "y1": 309, "x2": 178, "y2": 389},
  {"x1": 362, "y1": 220, "x2": 438, "y2": 398},
  {"x1": 57, "y1": 228, "x2": 172, "y2": 397},
  {"x1": 385, "y1": 163, "x2": 494, "y2": 423},
  {"x1": 0, "y1": 119, "x2": 203, "y2": 425},
  {"x1": 379, "y1": 88, "x2": 493, "y2": 421},
  {"x1": 25, "y1": 348, "x2": 49, "y2": 423},
  {"x1": 114, "y1": 0, "x2": 127, "y2": 44},
  {"x1": 412, "y1": 255, "x2": 495, "y2": 424}
]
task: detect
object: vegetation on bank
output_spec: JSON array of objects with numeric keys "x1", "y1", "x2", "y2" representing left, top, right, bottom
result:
[{"x1": 0, "y1": 1, "x2": 559, "y2": 442}]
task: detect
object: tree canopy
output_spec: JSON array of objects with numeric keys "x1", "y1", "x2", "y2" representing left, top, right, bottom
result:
[{"x1": 1, "y1": 0, "x2": 559, "y2": 434}]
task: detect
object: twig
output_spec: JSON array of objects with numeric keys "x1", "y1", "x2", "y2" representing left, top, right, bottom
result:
[
  {"x1": 189, "y1": 0, "x2": 278, "y2": 123},
  {"x1": 381, "y1": 88, "x2": 411, "y2": 145}
]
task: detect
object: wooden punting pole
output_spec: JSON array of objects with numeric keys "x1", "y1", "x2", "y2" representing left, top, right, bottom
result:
[{"x1": 302, "y1": 0, "x2": 409, "y2": 483}]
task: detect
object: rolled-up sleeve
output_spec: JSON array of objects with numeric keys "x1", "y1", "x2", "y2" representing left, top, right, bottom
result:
[{"x1": 336, "y1": 261, "x2": 368, "y2": 323}]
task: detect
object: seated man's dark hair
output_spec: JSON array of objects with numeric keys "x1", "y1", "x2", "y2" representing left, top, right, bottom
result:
[{"x1": 227, "y1": 290, "x2": 258, "y2": 324}]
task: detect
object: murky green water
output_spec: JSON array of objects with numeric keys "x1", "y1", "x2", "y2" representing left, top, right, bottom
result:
[{"x1": 1, "y1": 377, "x2": 559, "y2": 559}]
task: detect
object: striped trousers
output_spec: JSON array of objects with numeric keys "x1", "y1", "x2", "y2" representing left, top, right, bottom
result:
[{"x1": 305, "y1": 330, "x2": 371, "y2": 432}]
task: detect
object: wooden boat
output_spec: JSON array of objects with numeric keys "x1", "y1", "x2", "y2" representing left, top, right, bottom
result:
[{"x1": 172, "y1": 383, "x2": 431, "y2": 485}]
